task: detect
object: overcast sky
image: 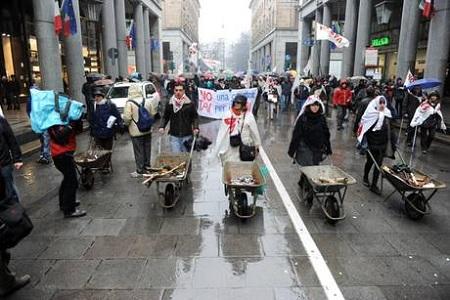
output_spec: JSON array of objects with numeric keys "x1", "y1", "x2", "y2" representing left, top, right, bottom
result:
[{"x1": 199, "y1": 0, "x2": 251, "y2": 44}]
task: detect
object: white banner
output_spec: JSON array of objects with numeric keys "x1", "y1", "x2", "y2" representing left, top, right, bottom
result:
[
  {"x1": 365, "y1": 48, "x2": 378, "y2": 67},
  {"x1": 197, "y1": 88, "x2": 258, "y2": 119},
  {"x1": 315, "y1": 23, "x2": 350, "y2": 48}
]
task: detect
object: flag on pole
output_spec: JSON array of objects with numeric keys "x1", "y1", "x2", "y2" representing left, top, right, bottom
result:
[
  {"x1": 61, "y1": 0, "x2": 77, "y2": 37},
  {"x1": 419, "y1": 0, "x2": 434, "y2": 19},
  {"x1": 315, "y1": 23, "x2": 350, "y2": 48},
  {"x1": 54, "y1": 1, "x2": 63, "y2": 35},
  {"x1": 404, "y1": 69, "x2": 416, "y2": 87},
  {"x1": 126, "y1": 21, "x2": 136, "y2": 49}
]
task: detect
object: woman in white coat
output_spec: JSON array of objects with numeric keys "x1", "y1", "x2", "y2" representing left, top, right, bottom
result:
[{"x1": 215, "y1": 95, "x2": 261, "y2": 164}]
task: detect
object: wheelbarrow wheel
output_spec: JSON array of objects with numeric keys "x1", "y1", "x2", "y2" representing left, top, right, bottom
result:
[
  {"x1": 237, "y1": 192, "x2": 250, "y2": 217},
  {"x1": 324, "y1": 195, "x2": 339, "y2": 225},
  {"x1": 164, "y1": 184, "x2": 175, "y2": 207},
  {"x1": 405, "y1": 193, "x2": 426, "y2": 220},
  {"x1": 80, "y1": 168, "x2": 94, "y2": 190}
]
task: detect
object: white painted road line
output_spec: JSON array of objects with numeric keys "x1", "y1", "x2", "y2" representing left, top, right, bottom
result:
[{"x1": 259, "y1": 148, "x2": 345, "y2": 300}]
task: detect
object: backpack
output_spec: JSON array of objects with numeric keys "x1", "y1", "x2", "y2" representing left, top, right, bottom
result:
[{"x1": 128, "y1": 98, "x2": 154, "y2": 132}]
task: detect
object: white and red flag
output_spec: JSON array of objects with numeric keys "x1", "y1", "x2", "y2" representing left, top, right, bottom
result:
[{"x1": 54, "y1": 1, "x2": 62, "y2": 35}]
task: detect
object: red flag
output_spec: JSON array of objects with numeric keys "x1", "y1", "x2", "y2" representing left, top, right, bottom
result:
[
  {"x1": 422, "y1": 0, "x2": 434, "y2": 19},
  {"x1": 54, "y1": 1, "x2": 62, "y2": 35}
]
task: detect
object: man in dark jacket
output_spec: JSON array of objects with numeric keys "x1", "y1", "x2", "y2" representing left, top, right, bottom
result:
[
  {"x1": 0, "y1": 173, "x2": 31, "y2": 297},
  {"x1": 159, "y1": 82, "x2": 199, "y2": 152},
  {"x1": 0, "y1": 117, "x2": 22, "y2": 202},
  {"x1": 403, "y1": 87, "x2": 423, "y2": 146},
  {"x1": 393, "y1": 78, "x2": 405, "y2": 118}
]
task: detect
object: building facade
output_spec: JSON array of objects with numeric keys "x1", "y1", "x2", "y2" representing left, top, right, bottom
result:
[
  {"x1": 297, "y1": 0, "x2": 450, "y2": 95},
  {"x1": 161, "y1": 0, "x2": 200, "y2": 74},
  {"x1": 249, "y1": 0, "x2": 298, "y2": 73}
]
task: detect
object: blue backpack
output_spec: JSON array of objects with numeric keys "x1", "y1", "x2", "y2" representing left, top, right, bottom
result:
[{"x1": 128, "y1": 98, "x2": 154, "y2": 132}]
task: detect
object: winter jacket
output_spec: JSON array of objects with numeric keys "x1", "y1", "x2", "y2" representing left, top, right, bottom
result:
[
  {"x1": 365, "y1": 119, "x2": 396, "y2": 156},
  {"x1": 123, "y1": 97, "x2": 157, "y2": 137},
  {"x1": 90, "y1": 101, "x2": 123, "y2": 139},
  {"x1": 353, "y1": 97, "x2": 372, "y2": 135},
  {"x1": 0, "y1": 117, "x2": 22, "y2": 167},
  {"x1": 333, "y1": 87, "x2": 352, "y2": 106},
  {"x1": 288, "y1": 112, "x2": 331, "y2": 163},
  {"x1": 294, "y1": 85, "x2": 310, "y2": 101},
  {"x1": 160, "y1": 97, "x2": 199, "y2": 138},
  {"x1": 403, "y1": 92, "x2": 422, "y2": 118}
]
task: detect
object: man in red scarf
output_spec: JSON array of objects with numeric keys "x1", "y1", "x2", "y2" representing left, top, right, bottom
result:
[{"x1": 159, "y1": 82, "x2": 199, "y2": 152}]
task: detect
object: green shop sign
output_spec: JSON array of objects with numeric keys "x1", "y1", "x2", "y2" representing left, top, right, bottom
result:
[{"x1": 371, "y1": 36, "x2": 390, "y2": 47}]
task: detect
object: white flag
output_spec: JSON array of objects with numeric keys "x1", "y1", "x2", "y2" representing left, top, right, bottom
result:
[
  {"x1": 315, "y1": 23, "x2": 350, "y2": 48},
  {"x1": 404, "y1": 69, "x2": 416, "y2": 87}
]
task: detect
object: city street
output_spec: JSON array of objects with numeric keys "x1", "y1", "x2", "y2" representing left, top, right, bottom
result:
[{"x1": 6, "y1": 109, "x2": 450, "y2": 300}]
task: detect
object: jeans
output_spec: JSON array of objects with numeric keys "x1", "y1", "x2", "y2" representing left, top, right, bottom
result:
[
  {"x1": 131, "y1": 134, "x2": 152, "y2": 173},
  {"x1": 337, "y1": 106, "x2": 347, "y2": 128},
  {"x1": 0, "y1": 164, "x2": 19, "y2": 202},
  {"x1": 296, "y1": 99, "x2": 307, "y2": 114},
  {"x1": 281, "y1": 94, "x2": 290, "y2": 111},
  {"x1": 170, "y1": 135, "x2": 191, "y2": 153},
  {"x1": 39, "y1": 130, "x2": 51, "y2": 159},
  {"x1": 53, "y1": 153, "x2": 78, "y2": 214}
]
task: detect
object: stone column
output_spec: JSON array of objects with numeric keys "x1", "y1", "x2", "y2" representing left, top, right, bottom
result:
[
  {"x1": 133, "y1": 2, "x2": 146, "y2": 76},
  {"x1": 353, "y1": 0, "x2": 372, "y2": 76},
  {"x1": 311, "y1": 9, "x2": 322, "y2": 76},
  {"x1": 102, "y1": 0, "x2": 118, "y2": 78},
  {"x1": 32, "y1": 0, "x2": 63, "y2": 91},
  {"x1": 320, "y1": 3, "x2": 332, "y2": 75},
  {"x1": 143, "y1": 7, "x2": 151, "y2": 77},
  {"x1": 396, "y1": 0, "x2": 421, "y2": 80},
  {"x1": 298, "y1": 17, "x2": 312, "y2": 74},
  {"x1": 63, "y1": 0, "x2": 84, "y2": 103},
  {"x1": 341, "y1": 0, "x2": 358, "y2": 78},
  {"x1": 424, "y1": 0, "x2": 450, "y2": 94},
  {"x1": 151, "y1": 17, "x2": 163, "y2": 73},
  {"x1": 114, "y1": 0, "x2": 128, "y2": 77}
]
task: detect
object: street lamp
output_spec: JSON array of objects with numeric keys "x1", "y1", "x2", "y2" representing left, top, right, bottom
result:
[{"x1": 375, "y1": 1, "x2": 393, "y2": 25}]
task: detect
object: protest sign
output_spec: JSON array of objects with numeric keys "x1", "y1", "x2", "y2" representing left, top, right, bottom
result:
[{"x1": 197, "y1": 88, "x2": 258, "y2": 119}]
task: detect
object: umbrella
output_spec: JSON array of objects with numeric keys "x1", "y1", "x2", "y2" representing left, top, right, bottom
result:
[
  {"x1": 405, "y1": 78, "x2": 442, "y2": 90},
  {"x1": 94, "y1": 79, "x2": 114, "y2": 86},
  {"x1": 350, "y1": 75, "x2": 367, "y2": 82}
]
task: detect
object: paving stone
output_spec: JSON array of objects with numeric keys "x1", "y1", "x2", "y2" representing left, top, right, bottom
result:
[
  {"x1": 289, "y1": 256, "x2": 323, "y2": 287},
  {"x1": 84, "y1": 236, "x2": 136, "y2": 259},
  {"x1": 4, "y1": 287, "x2": 55, "y2": 300},
  {"x1": 422, "y1": 233, "x2": 450, "y2": 255},
  {"x1": 119, "y1": 217, "x2": 163, "y2": 236},
  {"x1": 11, "y1": 236, "x2": 53, "y2": 259},
  {"x1": 341, "y1": 286, "x2": 387, "y2": 300},
  {"x1": 39, "y1": 237, "x2": 94, "y2": 259},
  {"x1": 32, "y1": 218, "x2": 91, "y2": 236},
  {"x1": 9, "y1": 259, "x2": 56, "y2": 287},
  {"x1": 244, "y1": 257, "x2": 298, "y2": 287},
  {"x1": 220, "y1": 234, "x2": 263, "y2": 257},
  {"x1": 39, "y1": 260, "x2": 99, "y2": 289},
  {"x1": 175, "y1": 234, "x2": 219, "y2": 257},
  {"x1": 132, "y1": 289, "x2": 164, "y2": 300},
  {"x1": 87, "y1": 259, "x2": 145, "y2": 289},
  {"x1": 261, "y1": 234, "x2": 306, "y2": 256},
  {"x1": 81, "y1": 219, "x2": 127, "y2": 236},
  {"x1": 192, "y1": 257, "x2": 247, "y2": 288},
  {"x1": 378, "y1": 285, "x2": 447, "y2": 300},
  {"x1": 128, "y1": 235, "x2": 177, "y2": 258},
  {"x1": 184, "y1": 201, "x2": 222, "y2": 216},
  {"x1": 384, "y1": 233, "x2": 443, "y2": 256},
  {"x1": 341, "y1": 234, "x2": 399, "y2": 256},
  {"x1": 310, "y1": 234, "x2": 356, "y2": 257},
  {"x1": 51, "y1": 290, "x2": 109, "y2": 300},
  {"x1": 160, "y1": 217, "x2": 201, "y2": 235},
  {"x1": 217, "y1": 287, "x2": 275, "y2": 300},
  {"x1": 138, "y1": 257, "x2": 195, "y2": 289}
]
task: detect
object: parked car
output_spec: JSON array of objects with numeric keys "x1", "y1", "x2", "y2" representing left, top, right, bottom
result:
[{"x1": 106, "y1": 81, "x2": 161, "y2": 116}]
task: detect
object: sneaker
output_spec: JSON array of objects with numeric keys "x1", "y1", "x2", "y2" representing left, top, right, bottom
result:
[
  {"x1": 369, "y1": 185, "x2": 382, "y2": 195},
  {"x1": 0, "y1": 274, "x2": 31, "y2": 297},
  {"x1": 37, "y1": 157, "x2": 50, "y2": 164},
  {"x1": 64, "y1": 209, "x2": 87, "y2": 218},
  {"x1": 130, "y1": 171, "x2": 142, "y2": 178}
]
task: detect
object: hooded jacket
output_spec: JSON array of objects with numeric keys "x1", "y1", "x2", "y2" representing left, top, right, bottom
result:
[{"x1": 123, "y1": 85, "x2": 158, "y2": 137}]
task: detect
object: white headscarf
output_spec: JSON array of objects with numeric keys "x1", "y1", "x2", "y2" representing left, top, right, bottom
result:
[
  {"x1": 357, "y1": 96, "x2": 392, "y2": 142},
  {"x1": 410, "y1": 101, "x2": 446, "y2": 130},
  {"x1": 294, "y1": 90, "x2": 325, "y2": 124}
]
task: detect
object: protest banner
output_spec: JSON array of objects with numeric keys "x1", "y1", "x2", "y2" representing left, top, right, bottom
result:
[{"x1": 197, "y1": 88, "x2": 258, "y2": 119}]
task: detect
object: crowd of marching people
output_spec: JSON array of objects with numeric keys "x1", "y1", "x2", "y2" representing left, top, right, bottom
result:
[{"x1": 0, "y1": 67, "x2": 448, "y2": 296}]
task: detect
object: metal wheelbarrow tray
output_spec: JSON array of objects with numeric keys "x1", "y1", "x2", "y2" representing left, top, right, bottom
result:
[
  {"x1": 74, "y1": 149, "x2": 113, "y2": 190},
  {"x1": 299, "y1": 165, "x2": 357, "y2": 224},
  {"x1": 222, "y1": 161, "x2": 266, "y2": 219},
  {"x1": 381, "y1": 166, "x2": 446, "y2": 220}
]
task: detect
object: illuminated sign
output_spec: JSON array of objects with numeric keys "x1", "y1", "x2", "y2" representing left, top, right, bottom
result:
[{"x1": 371, "y1": 36, "x2": 390, "y2": 47}]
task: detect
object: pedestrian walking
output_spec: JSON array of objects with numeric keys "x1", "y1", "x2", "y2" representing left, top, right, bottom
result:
[
  {"x1": 159, "y1": 81, "x2": 199, "y2": 152},
  {"x1": 410, "y1": 91, "x2": 446, "y2": 154},
  {"x1": 356, "y1": 96, "x2": 395, "y2": 195},
  {"x1": 123, "y1": 84, "x2": 158, "y2": 177},
  {"x1": 281, "y1": 77, "x2": 292, "y2": 112},
  {"x1": 353, "y1": 86, "x2": 376, "y2": 135},
  {"x1": 0, "y1": 117, "x2": 22, "y2": 203},
  {"x1": 0, "y1": 173, "x2": 31, "y2": 297},
  {"x1": 288, "y1": 93, "x2": 332, "y2": 168},
  {"x1": 393, "y1": 78, "x2": 405, "y2": 118},
  {"x1": 403, "y1": 87, "x2": 423, "y2": 146},
  {"x1": 332, "y1": 79, "x2": 353, "y2": 130},
  {"x1": 215, "y1": 95, "x2": 261, "y2": 163},
  {"x1": 293, "y1": 80, "x2": 310, "y2": 114},
  {"x1": 48, "y1": 119, "x2": 86, "y2": 218}
]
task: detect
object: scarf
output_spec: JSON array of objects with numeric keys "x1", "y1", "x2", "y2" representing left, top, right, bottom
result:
[
  {"x1": 357, "y1": 96, "x2": 392, "y2": 142},
  {"x1": 171, "y1": 94, "x2": 187, "y2": 113},
  {"x1": 94, "y1": 99, "x2": 107, "y2": 111}
]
